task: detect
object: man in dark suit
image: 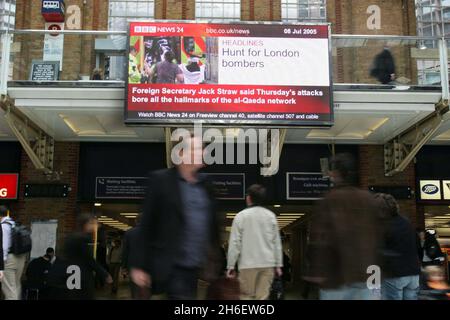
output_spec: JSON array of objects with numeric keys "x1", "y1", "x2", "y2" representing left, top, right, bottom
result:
[{"x1": 130, "y1": 134, "x2": 222, "y2": 300}]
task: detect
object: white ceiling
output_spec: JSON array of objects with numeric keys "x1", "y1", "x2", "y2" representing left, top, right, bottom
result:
[{"x1": 1, "y1": 84, "x2": 448, "y2": 145}]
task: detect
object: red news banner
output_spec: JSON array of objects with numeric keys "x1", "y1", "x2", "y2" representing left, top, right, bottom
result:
[{"x1": 126, "y1": 22, "x2": 332, "y2": 125}]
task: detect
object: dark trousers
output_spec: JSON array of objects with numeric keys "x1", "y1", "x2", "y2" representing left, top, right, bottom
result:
[
  {"x1": 109, "y1": 263, "x2": 121, "y2": 292},
  {"x1": 166, "y1": 266, "x2": 199, "y2": 300}
]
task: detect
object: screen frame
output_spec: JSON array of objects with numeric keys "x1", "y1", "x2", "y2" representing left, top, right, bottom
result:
[{"x1": 123, "y1": 20, "x2": 334, "y2": 128}]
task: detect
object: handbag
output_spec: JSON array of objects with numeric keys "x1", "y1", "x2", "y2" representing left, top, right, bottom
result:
[{"x1": 207, "y1": 277, "x2": 240, "y2": 300}]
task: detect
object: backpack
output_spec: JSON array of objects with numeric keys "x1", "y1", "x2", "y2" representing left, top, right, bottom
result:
[{"x1": 2, "y1": 221, "x2": 32, "y2": 255}]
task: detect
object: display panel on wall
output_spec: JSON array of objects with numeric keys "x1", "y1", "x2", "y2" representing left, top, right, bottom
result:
[
  {"x1": 286, "y1": 172, "x2": 330, "y2": 200},
  {"x1": 24, "y1": 184, "x2": 69, "y2": 198},
  {"x1": 95, "y1": 174, "x2": 246, "y2": 200},
  {"x1": 369, "y1": 186, "x2": 413, "y2": 200},
  {"x1": 0, "y1": 174, "x2": 19, "y2": 200},
  {"x1": 125, "y1": 21, "x2": 333, "y2": 127}
]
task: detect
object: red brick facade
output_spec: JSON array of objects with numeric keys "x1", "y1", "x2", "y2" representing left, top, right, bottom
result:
[{"x1": 10, "y1": 142, "x2": 80, "y2": 251}]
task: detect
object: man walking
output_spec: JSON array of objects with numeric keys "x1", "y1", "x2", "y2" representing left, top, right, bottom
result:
[
  {"x1": 305, "y1": 154, "x2": 381, "y2": 300},
  {"x1": 375, "y1": 193, "x2": 421, "y2": 300},
  {"x1": 1, "y1": 205, "x2": 28, "y2": 300},
  {"x1": 130, "y1": 134, "x2": 222, "y2": 300},
  {"x1": 226, "y1": 184, "x2": 283, "y2": 300}
]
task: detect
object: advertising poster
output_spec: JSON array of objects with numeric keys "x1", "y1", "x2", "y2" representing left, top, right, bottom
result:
[
  {"x1": 286, "y1": 172, "x2": 330, "y2": 200},
  {"x1": 125, "y1": 22, "x2": 332, "y2": 126}
]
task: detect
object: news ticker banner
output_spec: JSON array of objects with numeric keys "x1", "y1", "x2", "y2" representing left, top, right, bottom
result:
[{"x1": 125, "y1": 22, "x2": 332, "y2": 126}]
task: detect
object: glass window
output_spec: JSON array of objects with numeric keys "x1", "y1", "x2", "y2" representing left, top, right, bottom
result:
[
  {"x1": 108, "y1": 1, "x2": 155, "y2": 80},
  {"x1": 108, "y1": 0, "x2": 154, "y2": 31},
  {"x1": 415, "y1": 1, "x2": 450, "y2": 85},
  {"x1": 0, "y1": 0, "x2": 16, "y2": 31},
  {"x1": 196, "y1": 0, "x2": 240, "y2": 22},
  {"x1": 282, "y1": 0, "x2": 326, "y2": 22}
]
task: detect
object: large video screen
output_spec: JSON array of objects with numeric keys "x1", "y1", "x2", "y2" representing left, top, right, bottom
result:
[{"x1": 125, "y1": 22, "x2": 333, "y2": 126}]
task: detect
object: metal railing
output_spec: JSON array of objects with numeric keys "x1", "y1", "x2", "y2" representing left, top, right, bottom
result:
[{"x1": 0, "y1": 29, "x2": 449, "y2": 98}]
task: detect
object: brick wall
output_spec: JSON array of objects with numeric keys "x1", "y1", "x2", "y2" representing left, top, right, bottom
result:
[
  {"x1": 241, "y1": 0, "x2": 281, "y2": 21},
  {"x1": 10, "y1": 142, "x2": 80, "y2": 253},
  {"x1": 328, "y1": 0, "x2": 417, "y2": 84},
  {"x1": 359, "y1": 145, "x2": 422, "y2": 227},
  {"x1": 13, "y1": 0, "x2": 109, "y2": 81},
  {"x1": 155, "y1": 0, "x2": 195, "y2": 20}
]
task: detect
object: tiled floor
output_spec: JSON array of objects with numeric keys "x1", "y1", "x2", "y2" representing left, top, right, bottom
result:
[{"x1": 96, "y1": 278, "x2": 305, "y2": 300}]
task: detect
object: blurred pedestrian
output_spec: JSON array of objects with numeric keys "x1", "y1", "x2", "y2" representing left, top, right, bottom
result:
[
  {"x1": 1, "y1": 205, "x2": 29, "y2": 300},
  {"x1": 91, "y1": 68, "x2": 103, "y2": 80},
  {"x1": 419, "y1": 266, "x2": 450, "y2": 300},
  {"x1": 122, "y1": 215, "x2": 151, "y2": 300},
  {"x1": 57, "y1": 214, "x2": 112, "y2": 299},
  {"x1": 305, "y1": 153, "x2": 381, "y2": 300},
  {"x1": 370, "y1": 47, "x2": 396, "y2": 84},
  {"x1": 417, "y1": 229, "x2": 445, "y2": 267},
  {"x1": 130, "y1": 134, "x2": 222, "y2": 300},
  {"x1": 375, "y1": 193, "x2": 421, "y2": 300},
  {"x1": 226, "y1": 184, "x2": 283, "y2": 300},
  {"x1": 108, "y1": 239, "x2": 122, "y2": 294},
  {"x1": 24, "y1": 247, "x2": 55, "y2": 299}
]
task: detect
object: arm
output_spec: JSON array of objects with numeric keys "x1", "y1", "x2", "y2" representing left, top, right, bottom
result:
[
  {"x1": 132, "y1": 173, "x2": 159, "y2": 271},
  {"x1": 1, "y1": 222, "x2": 10, "y2": 263},
  {"x1": 227, "y1": 214, "x2": 242, "y2": 270},
  {"x1": 303, "y1": 199, "x2": 332, "y2": 284},
  {"x1": 0, "y1": 224, "x2": 4, "y2": 271},
  {"x1": 273, "y1": 217, "x2": 283, "y2": 268},
  {"x1": 83, "y1": 237, "x2": 109, "y2": 280},
  {"x1": 130, "y1": 172, "x2": 160, "y2": 288}
]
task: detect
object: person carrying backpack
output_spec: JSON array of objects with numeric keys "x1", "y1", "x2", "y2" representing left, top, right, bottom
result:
[{"x1": 1, "y1": 205, "x2": 31, "y2": 300}]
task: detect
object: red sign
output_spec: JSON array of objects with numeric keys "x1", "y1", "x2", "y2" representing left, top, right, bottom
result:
[
  {"x1": 125, "y1": 22, "x2": 333, "y2": 127},
  {"x1": 48, "y1": 23, "x2": 62, "y2": 37},
  {"x1": 0, "y1": 174, "x2": 19, "y2": 200}
]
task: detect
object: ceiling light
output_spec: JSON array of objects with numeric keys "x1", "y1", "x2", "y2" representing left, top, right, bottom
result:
[
  {"x1": 94, "y1": 203, "x2": 102, "y2": 207},
  {"x1": 274, "y1": 205, "x2": 281, "y2": 208},
  {"x1": 120, "y1": 213, "x2": 139, "y2": 216},
  {"x1": 124, "y1": 216, "x2": 137, "y2": 219}
]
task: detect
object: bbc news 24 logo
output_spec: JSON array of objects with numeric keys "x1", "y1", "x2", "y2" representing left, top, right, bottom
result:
[{"x1": 134, "y1": 26, "x2": 157, "y2": 34}]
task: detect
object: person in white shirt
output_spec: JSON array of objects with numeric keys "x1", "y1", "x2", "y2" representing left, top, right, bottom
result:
[
  {"x1": 1, "y1": 205, "x2": 27, "y2": 300},
  {"x1": 226, "y1": 184, "x2": 283, "y2": 300}
]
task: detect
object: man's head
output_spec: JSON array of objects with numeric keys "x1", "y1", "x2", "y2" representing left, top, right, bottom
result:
[
  {"x1": 374, "y1": 193, "x2": 399, "y2": 219},
  {"x1": 76, "y1": 213, "x2": 97, "y2": 234},
  {"x1": 130, "y1": 47, "x2": 137, "y2": 57},
  {"x1": 164, "y1": 50, "x2": 175, "y2": 62},
  {"x1": 0, "y1": 205, "x2": 8, "y2": 218},
  {"x1": 45, "y1": 247, "x2": 55, "y2": 260},
  {"x1": 329, "y1": 153, "x2": 357, "y2": 186},
  {"x1": 246, "y1": 184, "x2": 267, "y2": 207},
  {"x1": 173, "y1": 133, "x2": 205, "y2": 174},
  {"x1": 417, "y1": 227, "x2": 426, "y2": 241}
]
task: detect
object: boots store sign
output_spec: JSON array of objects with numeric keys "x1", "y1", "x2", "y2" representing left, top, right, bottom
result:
[
  {"x1": 419, "y1": 180, "x2": 450, "y2": 201},
  {"x1": 0, "y1": 174, "x2": 19, "y2": 200}
]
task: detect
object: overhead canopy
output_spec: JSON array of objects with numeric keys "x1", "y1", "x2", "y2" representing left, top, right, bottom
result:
[{"x1": 2, "y1": 82, "x2": 449, "y2": 145}]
